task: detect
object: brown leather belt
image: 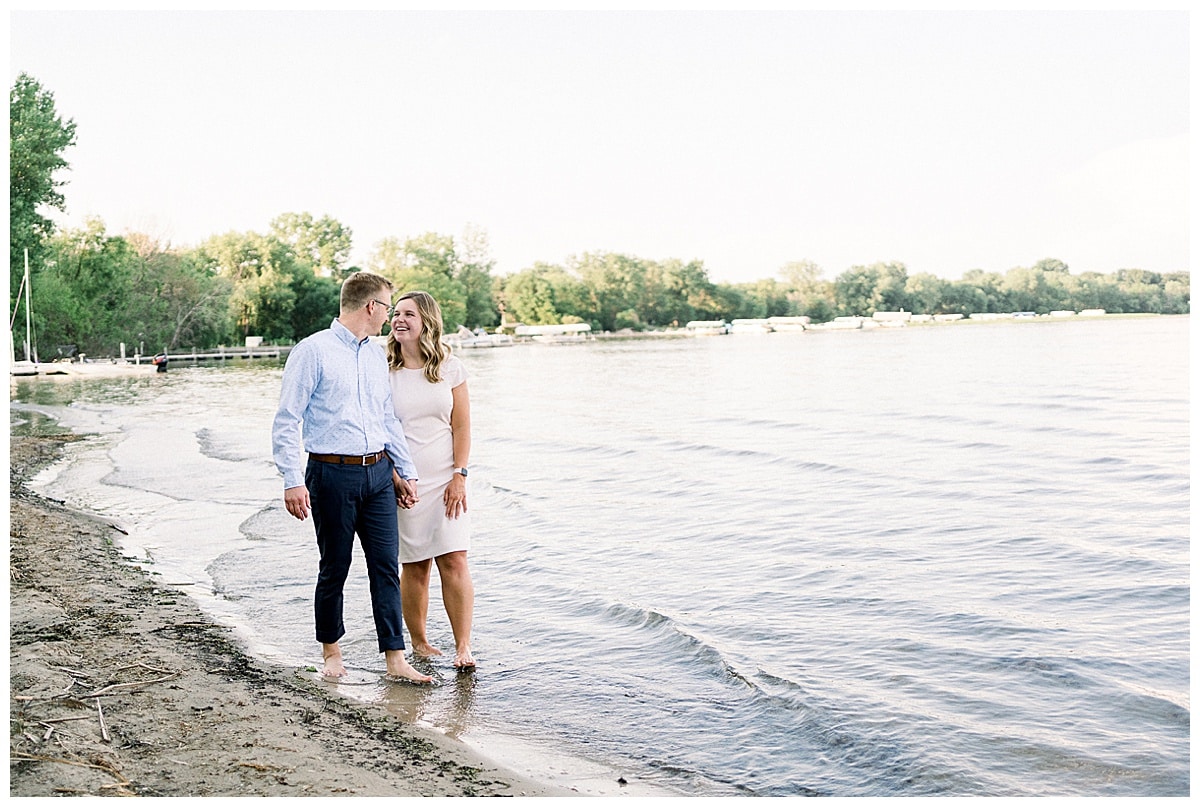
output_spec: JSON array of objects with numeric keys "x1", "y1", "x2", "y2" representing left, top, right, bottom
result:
[{"x1": 309, "y1": 450, "x2": 387, "y2": 466}]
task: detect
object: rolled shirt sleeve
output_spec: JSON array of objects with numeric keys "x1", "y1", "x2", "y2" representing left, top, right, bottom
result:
[{"x1": 271, "y1": 339, "x2": 319, "y2": 490}]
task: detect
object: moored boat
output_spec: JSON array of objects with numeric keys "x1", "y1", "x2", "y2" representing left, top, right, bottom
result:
[{"x1": 514, "y1": 323, "x2": 592, "y2": 343}]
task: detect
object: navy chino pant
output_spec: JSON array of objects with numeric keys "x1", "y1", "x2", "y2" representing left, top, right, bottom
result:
[{"x1": 306, "y1": 456, "x2": 406, "y2": 652}]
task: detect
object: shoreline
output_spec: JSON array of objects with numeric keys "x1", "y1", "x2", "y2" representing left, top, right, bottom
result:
[
  {"x1": 12, "y1": 312, "x2": 1180, "y2": 370},
  {"x1": 8, "y1": 433, "x2": 575, "y2": 797}
]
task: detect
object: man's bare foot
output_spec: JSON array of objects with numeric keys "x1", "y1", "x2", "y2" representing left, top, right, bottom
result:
[
  {"x1": 453, "y1": 646, "x2": 476, "y2": 670},
  {"x1": 411, "y1": 641, "x2": 443, "y2": 658},
  {"x1": 383, "y1": 650, "x2": 433, "y2": 684},
  {"x1": 321, "y1": 643, "x2": 347, "y2": 678}
]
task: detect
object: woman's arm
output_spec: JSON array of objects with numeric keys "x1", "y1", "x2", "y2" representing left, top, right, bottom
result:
[{"x1": 445, "y1": 381, "x2": 472, "y2": 518}]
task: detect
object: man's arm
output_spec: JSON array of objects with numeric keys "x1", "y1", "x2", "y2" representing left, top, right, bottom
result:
[{"x1": 272, "y1": 342, "x2": 318, "y2": 518}]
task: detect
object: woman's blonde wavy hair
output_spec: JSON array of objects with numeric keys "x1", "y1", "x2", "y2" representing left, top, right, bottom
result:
[{"x1": 386, "y1": 290, "x2": 451, "y2": 384}]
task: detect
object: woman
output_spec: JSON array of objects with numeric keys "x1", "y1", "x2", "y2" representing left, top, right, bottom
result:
[{"x1": 386, "y1": 290, "x2": 476, "y2": 670}]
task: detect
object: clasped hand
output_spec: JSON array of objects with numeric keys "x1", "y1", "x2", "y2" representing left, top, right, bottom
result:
[{"x1": 394, "y1": 476, "x2": 419, "y2": 509}]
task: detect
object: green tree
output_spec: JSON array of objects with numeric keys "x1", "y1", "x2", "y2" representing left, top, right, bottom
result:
[
  {"x1": 10, "y1": 73, "x2": 77, "y2": 306},
  {"x1": 1161, "y1": 272, "x2": 1190, "y2": 315},
  {"x1": 709, "y1": 284, "x2": 748, "y2": 322},
  {"x1": 573, "y1": 252, "x2": 649, "y2": 332},
  {"x1": 197, "y1": 231, "x2": 313, "y2": 341},
  {"x1": 289, "y1": 270, "x2": 340, "y2": 340},
  {"x1": 1066, "y1": 271, "x2": 1111, "y2": 311},
  {"x1": 368, "y1": 233, "x2": 468, "y2": 330},
  {"x1": 902, "y1": 273, "x2": 946, "y2": 315},
  {"x1": 1033, "y1": 257, "x2": 1070, "y2": 274},
  {"x1": 940, "y1": 279, "x2": 989, "y2": 316},
  {"x1": 779, "y1": 260, "x2": 825, "y2": 317},
  {"x1": 126, "y1": 233, "x2": 232, "y2": 352},
  {"x1": 457, "y1": 224, "x2": 500, "y2": 328},
  {"x1": 1002, "y1": 265, "x2": 1067, "y2": 313},
  {"x1": 269, "y1": 212, "x2": 354, "y2": 279},
  {"x1": 1112, "y1": 268, "x2": 1165, "y2": 314},
  {"x1": 500, "y1": 265, "x2": 563, "y2": 325},
  {"x1": 958, "y1": 269, "x2": 1006, "y2": 313},
  {"x1": 38, "y1": 219, "x2": 137, "y2": 356},
  {"x1": 728, "y1": 278, "x2": 791, "y2": 319},
  {"x1": 833, "y1": 261, "x2": 909, "y2": 316},
  {"x1": 641, "y1": 259, "x2": 718, "y2": 327},
  {"x1": 497, "y1": 263, "x2": 589, "y2": 326}
]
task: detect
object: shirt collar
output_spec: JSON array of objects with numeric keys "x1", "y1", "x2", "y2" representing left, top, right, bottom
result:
[{"x1": 331, "y1": 318, "x2": 368, "y2": 346}]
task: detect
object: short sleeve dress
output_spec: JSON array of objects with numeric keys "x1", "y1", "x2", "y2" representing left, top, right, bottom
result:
[{"x1": 390, "y1": 354, "x2": 471, "y2": 563}]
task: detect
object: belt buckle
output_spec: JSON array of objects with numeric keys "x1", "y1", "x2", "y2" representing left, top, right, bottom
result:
[{"x1": 362, "y1": 452, "x2": 376, "y2": 466}]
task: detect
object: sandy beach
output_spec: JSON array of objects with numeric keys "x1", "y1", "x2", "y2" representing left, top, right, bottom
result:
[{"x1": 8, "y1": 433, "x2": 571, "y2": 797}]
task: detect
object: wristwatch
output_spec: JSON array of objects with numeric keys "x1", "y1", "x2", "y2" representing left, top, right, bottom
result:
[{"x1": 454, "y1": 467, "x2": 468, "y2": 478}]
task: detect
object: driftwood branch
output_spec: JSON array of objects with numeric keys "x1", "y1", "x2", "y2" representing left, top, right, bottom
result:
[
  {"x1": 78, "y1": 672, "x2": 180, "y2": 698},
  {"x1": 9, "y1": 752, "x2": 130, "y2": 784},
  {"x1": 95, "y1": 699, "x2": 110, "y2": 743},
  {"x1": 111, "y1": 662, "x2": 177, "y2": 676}
]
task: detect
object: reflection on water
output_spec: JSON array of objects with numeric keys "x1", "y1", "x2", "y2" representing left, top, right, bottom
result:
[
  {"x1": 379, "y1": 669, "x2": 479, "y2": 740},
  {"x1": 10, "y1": 406, "x2": 71, "y2": 436}
]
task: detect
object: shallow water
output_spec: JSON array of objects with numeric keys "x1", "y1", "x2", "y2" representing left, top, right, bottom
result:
[{"x1": 11, "y1": 316, "x2": 1190, "y2": 796}]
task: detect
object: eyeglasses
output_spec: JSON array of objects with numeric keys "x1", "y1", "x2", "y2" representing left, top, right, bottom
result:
[{"x1": 370, "y1": 298, "x2": 394, "y2": 317}]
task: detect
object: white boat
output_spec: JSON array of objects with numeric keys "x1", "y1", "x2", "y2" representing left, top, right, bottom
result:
[
  {"x1": 729, "y1": 318, "x2": 773, "y2": 334},
  {"x1": 36, "y1": 360, "x2": 155, "y2": 377},
  {"x1": 766, "y1": 316, "x2": 810, "y2": 332},
  {"x1": 445, "y1": 325, "x2": 515, "y2": 349},
  {"x1": 513, "y1": 323, "x2": 592, "y2": 343},
  {"x1": 685, "y1": 319, "x2": 728, "y2": 335},
  {"x1": 809, "y1": 316, "x2": 864, "y2": 331}
]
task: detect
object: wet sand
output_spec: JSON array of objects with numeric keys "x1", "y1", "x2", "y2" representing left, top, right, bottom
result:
[{"x1": 8, "y1": 433, "x2": 573, "y2": 797}]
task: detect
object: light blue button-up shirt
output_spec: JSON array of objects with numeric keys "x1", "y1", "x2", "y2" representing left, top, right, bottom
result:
[{"x1": 272, "y1": 319, "x2": 418, "y2": 489}]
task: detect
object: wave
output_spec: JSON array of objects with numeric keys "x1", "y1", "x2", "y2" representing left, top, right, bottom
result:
[{"x1": 196, "y1": 426, "x2": 263, "y2": 463}]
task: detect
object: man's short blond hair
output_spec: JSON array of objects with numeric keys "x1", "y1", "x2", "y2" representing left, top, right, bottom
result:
[{"x1": 341, "y1": 271, "x2": 394, "y2": 311}]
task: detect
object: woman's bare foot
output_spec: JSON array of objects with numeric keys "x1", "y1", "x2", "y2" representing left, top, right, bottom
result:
[
  {"x1": 383, "y1": 650, "x2": 433, "y2": 684},
  {"x1": 411, "y1": 641, "x2": 443, "y2": 658},
  {"x1": 321, "y1": 643, "x2": 347, "y2": 678},
  {"x1": 453, "y1": 646, "x2": 476, "y2": 670}
]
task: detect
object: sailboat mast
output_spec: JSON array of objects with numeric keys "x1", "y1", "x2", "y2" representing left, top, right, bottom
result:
[{"x1": 24, "y1": 248, "x2": 33, "y2": 362}]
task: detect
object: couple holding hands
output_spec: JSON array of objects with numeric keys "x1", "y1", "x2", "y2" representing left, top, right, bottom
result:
[{"x1": 272, "y1": 272, "x2": 475, "y2": 684}]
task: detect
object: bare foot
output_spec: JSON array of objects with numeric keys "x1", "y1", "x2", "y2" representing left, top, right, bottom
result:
[
  {"x1": 384, "y1": 650, "x2": 433, "y2": 684},
  {"x1": 453, "y1": 646, "x2": 476, "y2": 670},
  {"x1": 321, "y1": 643, "x2": 347, "y2": 678},
  {"x1": 411, "y1": 641, "x2": 443, "y2": 658}
]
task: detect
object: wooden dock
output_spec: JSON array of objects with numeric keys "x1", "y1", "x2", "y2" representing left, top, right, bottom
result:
[{"x1": 133, "y1": 346, "x2": 292, "y2": 364}]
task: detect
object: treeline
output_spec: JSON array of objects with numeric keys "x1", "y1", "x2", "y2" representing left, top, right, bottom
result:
[
  {"x1": 495, "y1": 256, "x2": 1190, "y2": 331},
  {"x1": 28, "y1": 220, "x2": 1191, "y2": 358},
  {"x1": 11, "y1": 73, "x2": 1190, "y2": 359}
]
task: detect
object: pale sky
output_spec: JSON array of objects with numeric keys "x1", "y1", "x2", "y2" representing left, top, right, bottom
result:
[{"x1": 8, "y1": 8, "x2": 1191, "y2": 284}]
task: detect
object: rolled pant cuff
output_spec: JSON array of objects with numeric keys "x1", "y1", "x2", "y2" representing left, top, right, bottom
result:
[{"x1": 378, "y1": 636, "x2": 407, "y2": 653}]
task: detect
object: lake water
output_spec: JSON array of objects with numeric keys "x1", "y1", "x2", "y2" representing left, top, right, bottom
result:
[{"x1": 9, "y1": 316, "x2": 1190, "y2": 796}]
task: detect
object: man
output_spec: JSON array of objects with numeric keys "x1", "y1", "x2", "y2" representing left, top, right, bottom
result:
[{"x1": 272, "y1": 271, "x2": 432, "y2": 684}]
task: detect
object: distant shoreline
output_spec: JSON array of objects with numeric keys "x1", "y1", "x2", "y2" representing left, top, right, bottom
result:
[{"x1": 15, "y1": 312, "x2": 1182, "y2": 367}]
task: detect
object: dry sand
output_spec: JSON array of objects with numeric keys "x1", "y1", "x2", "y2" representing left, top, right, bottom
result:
[{"x1": 8, "y1": 433, "x2": 574, "y2": 797}]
